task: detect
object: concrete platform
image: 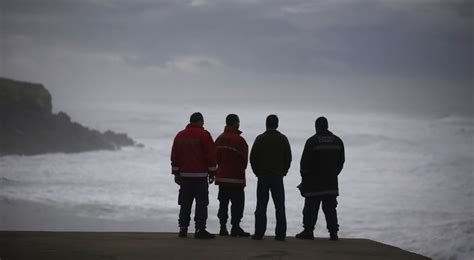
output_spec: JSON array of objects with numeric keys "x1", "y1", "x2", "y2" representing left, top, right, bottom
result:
[{"x1": 0, "y1": 231, "x2": 430, "y2": 259}]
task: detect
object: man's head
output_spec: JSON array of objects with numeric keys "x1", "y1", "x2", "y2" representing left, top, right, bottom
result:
[
  {"x1": 266, "y1": 114, "x2": 279, "y2": 130},
  {"x1": 226, "y1": 114, "x2": 240, "y2": 129},
  {"x1": 190, "y1": 112, "x2": 204, "y2": 126},
  {"x1": 315, "y1": 116, "x2": 328, "y2": 133}
]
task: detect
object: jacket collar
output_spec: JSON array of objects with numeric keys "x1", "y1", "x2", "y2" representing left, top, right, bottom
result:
[
  {"x1": 265, "y1": 129, "x2": 280, "y2": 134},
  {"x1": 186, "y1": 123, "x2": 204, "y2": 129},
  {"x1": 224, "y1": 125, "x2": 242, "y2": 135},
  {"x1": 316, "y1": 129, "x2": 333, "y2": 135}
]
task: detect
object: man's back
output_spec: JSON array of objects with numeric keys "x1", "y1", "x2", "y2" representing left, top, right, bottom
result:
[
  {"x1": 300, "y1": 129, "x2": 344, "y2": 196},
  {"x1": 302, "y1": 130, "x2": 344, "y2": 175},
  {"x1": 250, "y1": 129, "x2": 292, "y2": 176},
  {"x1": 215, "y1": 126, "x2": 248, "y2": 186},
  {"x1": 171, "y1": 124, "x2": 216, "y2": 175}
]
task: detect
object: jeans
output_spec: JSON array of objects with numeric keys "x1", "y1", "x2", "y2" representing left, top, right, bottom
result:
[
  {"x1": 303, "y1": 195, "x2": 339, "y2": 233},
  {"x1": 217, "y1": 186, "x2": 245, "y2": 227},
  {"x1": 254, "y1": 175, "x2": 286, "y2": 238},
  {"x1": 178, "y1": 178, "x2": 209, "y2": 230}
]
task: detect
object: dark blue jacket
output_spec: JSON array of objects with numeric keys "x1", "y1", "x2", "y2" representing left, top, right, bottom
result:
[{"x1": 299, "y1": 130, "x2": 344, "y2": 196}]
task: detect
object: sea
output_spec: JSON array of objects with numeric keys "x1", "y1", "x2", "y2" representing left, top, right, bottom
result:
[{"x1": 1, "y1": 100, "x2": 473, "y2": 260}]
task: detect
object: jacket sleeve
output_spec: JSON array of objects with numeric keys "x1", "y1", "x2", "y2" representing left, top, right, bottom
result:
[
  {"x1": 170, "y1": 134, "x2": 180, "y2": 175},
  {"x1": 215, "y1": 135, "x2": 222, "y2": 166},
  {"x1": 202, "y1": 130, "x2": 217, "y2": 176},
  {"x1": 249, "y1": 136, "x2": 260, "y2": 175},
  {"x1": 337, "y1": 138, "x2": 345, "y2": 175},
  {"x1": 239, "y1": 138, "x2": 249, "y2": 169},
  {"x1": 300, "y1": 139, "x2": 310, "y2": 177},
  {"x1": 284, "y1": 136, "x2": 292, "y2": 174}
]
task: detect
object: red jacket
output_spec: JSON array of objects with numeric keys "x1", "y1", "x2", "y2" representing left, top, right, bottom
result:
[
  {"x1": 171, "y1": 123, "x2": 217, "y2": 179},
  {"x1": 215, "y1": 126, "x2": 248, "y2": 187}
]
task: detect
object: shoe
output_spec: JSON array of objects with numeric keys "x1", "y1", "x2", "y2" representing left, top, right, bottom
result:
[
  {"x1": 231, "y1": 226, "x2": 250, "y2": 237},
  {"x1": 194, "y1": 229, "x2": 215, "y2": 239},
  {"x1": 178, "y1": 227, "x2": 187, "y2": 238},
  {"x1": 219, "y1": 226, "x2": 229, "y2": 236},
  {"x1": 274, "y1": 236, "x2": 286, "y2": 241},
  {"x1": 295, "y1": 229, "x2": 314, "y2": 240},
  {"x1": 330, "y1": 232, "x2": 339, "y2": 241},
  {"x1": 251, "y1": 234, "x2": 263, "y2": 240}
]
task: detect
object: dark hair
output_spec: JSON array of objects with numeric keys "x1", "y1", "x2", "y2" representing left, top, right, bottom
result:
[
  {"x1": 266, "y1": 114, "x2": 279, "y2": 129},
  {"x1": 190, "y1": 112, "x2": 204, "y2": 123},
  {"x1": 226, "y1": 114, "x2": 239, "y2": 126},
  {"x1": 316, "y1": 116, "x2": 328, "y2": 131}
]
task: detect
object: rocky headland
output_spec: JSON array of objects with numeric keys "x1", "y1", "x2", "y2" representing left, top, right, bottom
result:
[{"x1": 0, "y1": 78, "x2": 138, "y2": 155}]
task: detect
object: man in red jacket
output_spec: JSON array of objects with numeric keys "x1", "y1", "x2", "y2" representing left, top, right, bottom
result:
[
  {"x1": 171, "y1": 112, "x2": 217, "y2": 239},
  {"x1": 215, "y1": 114, "x2": 250, "y2": 237}
]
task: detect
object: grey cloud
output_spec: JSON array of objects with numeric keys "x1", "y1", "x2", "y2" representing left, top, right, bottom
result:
[
  {"x1": 2, "y1": 0, "x2": 473, "y2": 113},
  {"x1": 3, "y1": 0, "x2": 472, "y2": 82}
]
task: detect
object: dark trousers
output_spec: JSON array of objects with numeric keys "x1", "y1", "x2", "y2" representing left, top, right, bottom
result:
[
  {"x1": 217, "y1": 186, "x2": 245, "y2": 227},
  {"x1": 303, "y1": 195, "x2": 339, "y2": 233},
  {"x1": 178, "y1": 178, "x2": 209, "y2": 230},
  {"x1": 254, "y1": 175, "x2": 286, "y2": 237}
]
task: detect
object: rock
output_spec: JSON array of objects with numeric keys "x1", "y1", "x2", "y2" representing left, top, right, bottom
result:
[
  {"x1": 56, "y1": 111, "x2": 71, "y2": 123},
  {"x1": 0, "y1": 77, "x2": 138, "y2": 156},
  {"x1": 103, "y1": 130, "x2": 135, "y2": 148},
  {"x1": 0, "y1": 78, "x2": 52, "y2": 115}
]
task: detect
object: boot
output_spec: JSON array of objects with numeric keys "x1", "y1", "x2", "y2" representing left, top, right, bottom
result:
[
  {"x1": 178, "y1": 227, "x2": 188, "y2": 238},
  {"x1": 219, "y1": 225, "x2": 229, "y2": 236},
  {"x1": 251, "y1": 234, "x2": 263, "y2": 240},
  {"x1": 230, "y1": 226, "x2": 250, "y2": 237},
  {"x1": 274, "y1": 235, "x2": 286, "y2": 241},
  {"x1": 194, "y1": 229, "x2": 216, "y2": 239},
  {"x1": 295, "y1": 229, "x2": 314, "y2": 240},
  {"x1": 330, "y1": 232, "x2": 339, "y2": 241}
]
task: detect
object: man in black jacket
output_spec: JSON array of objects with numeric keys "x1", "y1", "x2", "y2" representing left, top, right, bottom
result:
[
  {"x1": 250, "y1": 114, "x2": 292, "y2": 241},
  {"x1": 296, "y1": 117, "x2": 345, "y2": 241}
]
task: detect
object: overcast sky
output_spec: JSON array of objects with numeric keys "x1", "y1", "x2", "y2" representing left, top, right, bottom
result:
[{"x1": 1, "y1": 0, "x2": 473, "y2": 115}]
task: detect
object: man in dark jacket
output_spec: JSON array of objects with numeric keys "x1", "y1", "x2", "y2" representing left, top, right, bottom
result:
[
  {"x1": 171, "y1": 112, "x2": 217, "y2": 239},
  {"x1": 215, "y1": 114, "x2": 250, "y2": 237},
  {"x1": 250, "y1": 114, "x2": 292, "y2": 241},
  {"x1": 296, "y1": 116, "x2": 345, "y2": 241}
]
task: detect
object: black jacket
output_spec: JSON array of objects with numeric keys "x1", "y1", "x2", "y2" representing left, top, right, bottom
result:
[
  {"x1": 299, "y1": 130, "x2": 344, "y2": 196},
  {"x1": 250, "y1": 129, "x2": 292, "y2": 177}
]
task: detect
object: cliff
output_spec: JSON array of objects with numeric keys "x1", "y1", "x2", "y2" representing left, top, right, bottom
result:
[
  {"x1": 0, "y1": 231, "x2": 430, "y2": 260},
  {"x1": 0, "y1": 78, "x2": 138, "y2": 155}
]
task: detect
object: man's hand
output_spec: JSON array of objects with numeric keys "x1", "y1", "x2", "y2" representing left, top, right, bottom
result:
[
  {"x1": 208, "y1": 175, "x2": 214, "y2": 184},
  {"x1": 174, "y1": 175, "x2": 181, "y2": 185}
]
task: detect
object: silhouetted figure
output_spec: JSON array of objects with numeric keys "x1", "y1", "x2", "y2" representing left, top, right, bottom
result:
[
  {"x1": 296, "y1": 117, "x2": 345, "y2": 241},
  {"x1": 171, "y1": 112, "x2": 217, "y2": 239},
  {"x1": 250, "y1": 114, "x2": 292, "y2": 241},
  {"x1": 215, "y1": 114, "x2": 250, "y2": 237}
]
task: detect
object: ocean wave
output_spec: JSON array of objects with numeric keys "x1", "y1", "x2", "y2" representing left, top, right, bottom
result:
[
  {"x1": 344, "y1": 133, "x2": 392, "y2": 146},
  {"x1": 0, "y1": 176, "x2": 24, "y2": 187},
  {"x1": 435, "y1": 114, "x2": 473, "y2": 124}
]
